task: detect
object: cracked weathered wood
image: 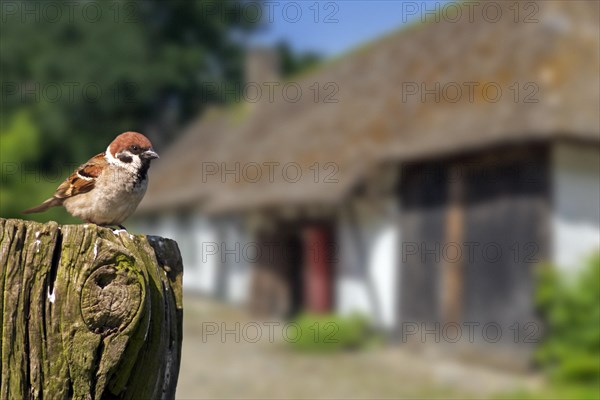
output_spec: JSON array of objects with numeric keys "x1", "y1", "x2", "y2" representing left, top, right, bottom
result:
[{"x1": 0, "y1": 218, "x2": 183, "y2": 400}]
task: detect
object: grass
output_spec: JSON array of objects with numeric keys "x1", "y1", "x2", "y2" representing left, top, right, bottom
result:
[{"x1": 497, "y1": 383, "x2": 600, "y2": 400}]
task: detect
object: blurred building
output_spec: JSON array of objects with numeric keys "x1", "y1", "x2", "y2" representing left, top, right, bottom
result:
[{"x1": 136, "y1": 0, "x2": 599, "y2": 358}]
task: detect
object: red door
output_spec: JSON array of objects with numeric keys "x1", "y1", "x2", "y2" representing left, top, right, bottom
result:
[{"x1": 303, "y1": 226, "x2": 333, "y2": 313}]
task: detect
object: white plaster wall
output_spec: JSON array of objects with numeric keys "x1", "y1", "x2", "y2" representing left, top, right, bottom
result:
[
  {"x1": 552, "y1": 142, "x2": 600, "y2": 272},
  {"x1": 337, "y1": 278, "x2": 372, "y2": 317},
  {"x1": 135, "y1": 213, "x2": 252, "y2": 299},
  {"x1": 336, "y1": 198, "x2": 400, "y2": 329},
  {"x1": 144, "y1": 213, "x2": 215, "y2": 293},
  {"x1": 337, "y1": 215, "x2": 372, "y2": 317},
  {"x1": 223, "y1": 220, "x2": 252, "y2": 305},
  {"x1": 369, "y1": 223, "x2": 399, "y2": 328},
  {"x1": 136, "y1": 213, "x2": 204, "y2": 291},
  {"x1": 191, "y1": 215, "x2": 219, "y2": 294}
]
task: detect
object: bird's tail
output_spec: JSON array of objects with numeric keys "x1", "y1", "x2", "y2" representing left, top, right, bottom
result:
[{"x1": 22, "y1": 197, "x2": 62, "y2": 214}]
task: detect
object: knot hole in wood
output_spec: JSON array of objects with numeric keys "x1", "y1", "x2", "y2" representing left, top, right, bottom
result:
[{"x1": 80, "y1": 254, "x2": 143, "y2": 335}]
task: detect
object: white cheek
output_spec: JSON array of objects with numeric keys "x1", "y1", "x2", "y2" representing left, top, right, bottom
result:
[
  {"x1": 111, "y1": 150, "x2": 141, "y2": 172},
  {"x1": 106, "y1": 147, "x2": 119, "y2": 165},
  {"x1": 131, "y1": 155, "x2": 142, "y2": 170}
]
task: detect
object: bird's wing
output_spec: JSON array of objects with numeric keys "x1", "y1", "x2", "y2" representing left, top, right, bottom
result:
[{"x1": 54, "y1": 153, "x2": 106, "y2": 199}]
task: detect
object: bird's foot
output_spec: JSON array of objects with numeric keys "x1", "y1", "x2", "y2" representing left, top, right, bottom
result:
[{"x1": 93, "y1": 222, "x2": 128, "y2": 232}]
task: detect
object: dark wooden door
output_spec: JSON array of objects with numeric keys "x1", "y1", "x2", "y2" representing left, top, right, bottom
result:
[
  {"x1": 400, "y1": 163, "x2": 448, "y2": 323},
  {"x1": 399, "y1": 144, "x2": 550, "y2": 329},
  {"x1": 462, "y1": 148, "x2": 550, "y2": 327},
  {"x1": 250, "y1": 221, "x2": 333, "y2": 318},
  {"x1": 303, "y1": 225, "x2": 334, "y2": 313},
  {"x1": 250, "y1": 228, "x2": 294, "y2": 317}
]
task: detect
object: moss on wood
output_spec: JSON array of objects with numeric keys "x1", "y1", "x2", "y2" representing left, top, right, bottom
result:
[{"x1": 0, "y1": 218, "x2": 183, "y2": 400}]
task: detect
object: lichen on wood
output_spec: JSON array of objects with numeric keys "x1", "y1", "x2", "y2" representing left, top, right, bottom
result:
[{"x1": 0, "y1": 218, "x2": 183, "y2": 400}]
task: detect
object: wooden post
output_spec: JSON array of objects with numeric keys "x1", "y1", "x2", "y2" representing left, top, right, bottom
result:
[
  {"x1": 0, "y1": 218, "x2": 183, "y2": 400},
  {"x1": 441, "y1": 164, "x2": 465, "y2": 323}
]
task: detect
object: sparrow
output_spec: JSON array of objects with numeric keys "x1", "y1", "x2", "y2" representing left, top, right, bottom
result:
[{"x1": 23, "y1": 131, "x2": 159, "y2": 229}]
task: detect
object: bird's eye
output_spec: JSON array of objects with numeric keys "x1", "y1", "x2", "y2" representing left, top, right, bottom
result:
[{"x1": 130, "y1": 145, "x2": 139, "y2": 152}]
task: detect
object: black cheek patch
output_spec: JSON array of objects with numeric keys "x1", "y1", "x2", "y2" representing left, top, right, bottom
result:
[{"x1": 117, "y1": 153, "x2": 133, "y2": 163}]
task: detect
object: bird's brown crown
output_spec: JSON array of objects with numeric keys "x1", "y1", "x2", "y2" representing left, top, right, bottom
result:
[{"x1": 108, "y1": 131, "x2": 154, "y2": 155}]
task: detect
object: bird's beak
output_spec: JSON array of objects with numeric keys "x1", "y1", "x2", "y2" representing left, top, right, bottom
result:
[{"x1": 142, "y1": 149, "x2": 159, "y2": 160}]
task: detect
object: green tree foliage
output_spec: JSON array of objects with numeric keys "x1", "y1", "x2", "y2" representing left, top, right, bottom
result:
[
  {"x1": 0, "y1": 110, "x2": 78, "y2": 222},
  {"x1": 276, "y1": 41, "x2": 321, "y2": 78},
  {"x1": 1, "y1": 0, "x2": 256, "y2": 158},
  {"x1": 535, "y1": 253, "x2": 600, "y2": 384},
  {"x1": 1, "y1": 1, "x2": 321, "y2": 221}
]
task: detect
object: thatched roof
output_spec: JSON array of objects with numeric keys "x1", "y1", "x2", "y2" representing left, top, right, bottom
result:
[{"x1": 138, "y1": 0, "x2": 599, "y2": 215}]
